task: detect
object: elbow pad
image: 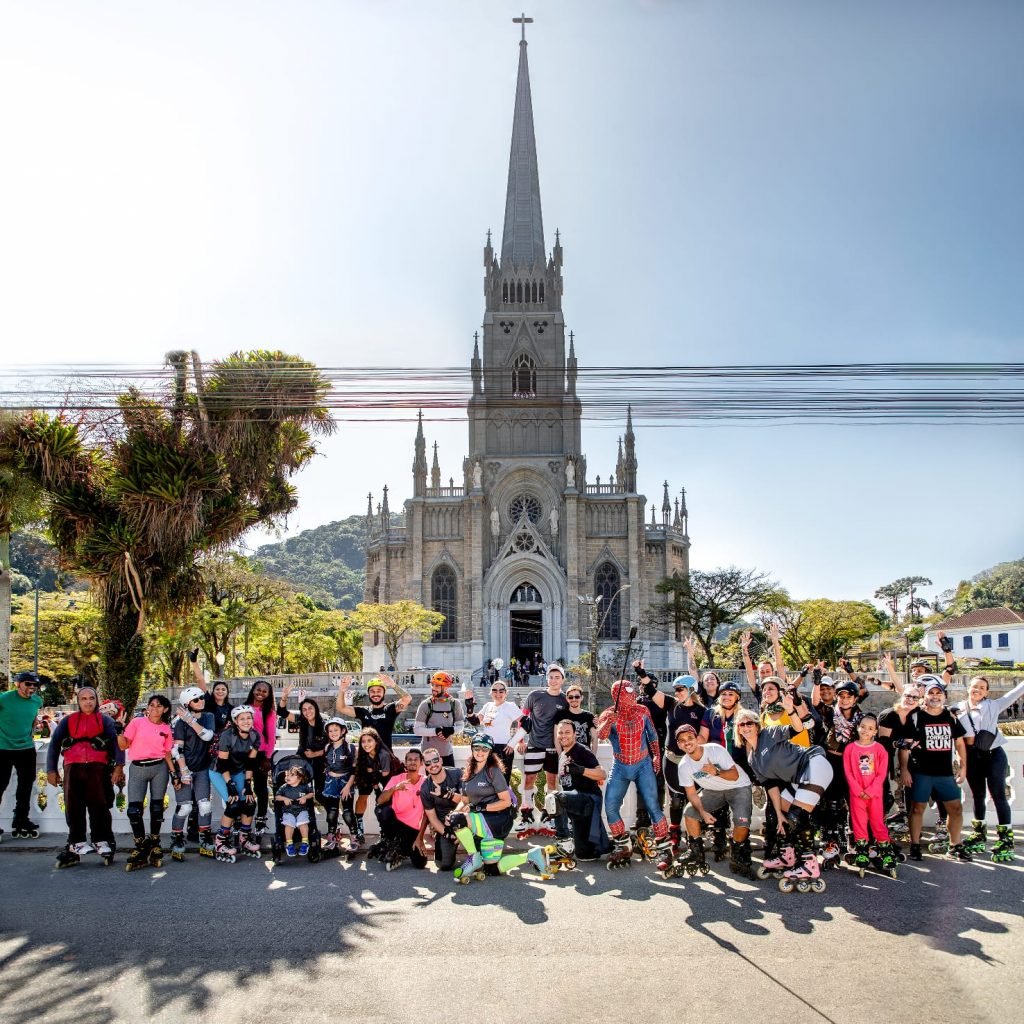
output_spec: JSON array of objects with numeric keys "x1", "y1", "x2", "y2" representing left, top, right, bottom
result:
[
  {"x1": 198, "y1": 727, "x2": 214, "y2": 742},
  {"x1": 642, "y1": 680, "x2": 657, "y2": 697}
]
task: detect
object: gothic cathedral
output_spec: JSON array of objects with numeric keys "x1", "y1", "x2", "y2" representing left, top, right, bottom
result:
[{"x1": 363, "y1": 26, "x2": 689, "y2": 674}]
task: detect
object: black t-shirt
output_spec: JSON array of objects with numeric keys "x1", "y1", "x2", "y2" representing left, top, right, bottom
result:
[
  {"x1": 639, "y1": 692, "x2": 671, "y2": 744},
  {"x1": 558, "y1": 743, "x2": 601, "y2": 796},
  {"x1": 562, "y1": 709, "x2": 595, "y2": 748},
  {"x1": 420, "y1": 768, "x2": 464, "y2": 820},
  {"x1": 173, "y1": 712, "x2": 215, "y2": 773},
  {"x1": 203, "y1": 697, "x2": 233, "y2": 736},
  {"x1": 354, "y1": 702, "x2": 401, "y2": 749},
  {"x1": 666, "y1": 700, "x2": 705, "y2": 755},
  {"x1": 902, "y1": 709, "x2": 965, "y2": 777},
  {"x1": 324, "y1": 740, "x2": 355, "y2": 779},
  {"x1": 876, "y1": 708, "x2": 905, "y2": 762},
  {"x1": 298, "y1": 721, "x2": 328, "y2": 760}
]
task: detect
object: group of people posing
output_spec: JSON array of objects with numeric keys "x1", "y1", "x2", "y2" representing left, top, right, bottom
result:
[{"x1": 4, "y1": 632, "x2": 1021, "y2": 887}]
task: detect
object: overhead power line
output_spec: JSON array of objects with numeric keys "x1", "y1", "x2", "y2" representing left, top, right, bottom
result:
[{"x1": 1, "y1": 362, "x2": 1023, "y2": 425}]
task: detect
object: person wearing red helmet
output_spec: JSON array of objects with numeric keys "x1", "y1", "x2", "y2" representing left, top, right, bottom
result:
[{"x1": 413, "y1": 671, "x2": 465, "y2": 767}]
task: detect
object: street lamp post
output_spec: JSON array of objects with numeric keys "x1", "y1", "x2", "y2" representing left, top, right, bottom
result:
[
  {"x1": 33, "y1": 578, "x2": 40, "y2": 677},
  {"x1": 580, "y1": 585, "x2": 631, "y2": 689}
]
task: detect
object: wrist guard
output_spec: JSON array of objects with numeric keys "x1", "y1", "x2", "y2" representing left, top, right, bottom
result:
[
  {"x1": 89, "y1": 735, "x2": 108, "y2": 751},
  {"x1": 440, "y1": 726, "x2": 455, "y2": 738},
  {"x1": 798, "y1": 667, "x2": 809, "y2": 679},
  {"x1": 938, "y1": 636, "x2": 954, "y2": 653},
  {"x1": 947, "y1": 660, "x2": 958, "y2": 675},
  {"x1": 226, "y1": 780, "x2": 239, "y2": 797},
  {"x1": 243, "y1": 780, "x2": 254, "y2": 798},
  {"x1": 812, "y1": 668, "x2": 822, "y2": 684},
  {"x1": 567, "y1": 763, "x2": 586, "y2": 779},
  {"x1": 188, "y1": 647, "x2": 199, "y2": 664}
]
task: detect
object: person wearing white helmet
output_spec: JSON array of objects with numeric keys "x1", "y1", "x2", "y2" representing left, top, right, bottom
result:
[
  {"x1": 209, "y1": 704, "x2": 261, "y2": 862},
  {"x1": 896, "y1": 675, "x2": 971, "y2": 862},
  {"x1": 168, "y1": 687, "x2": 216, "y2": 860}
]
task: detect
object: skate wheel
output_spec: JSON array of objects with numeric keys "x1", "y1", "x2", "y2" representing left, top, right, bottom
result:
[
  {"x1": 796, "y1": 880, "x2": 810, "y2": 893},
  {"x1": 889, "y1": 868, "x2": 898, "y2": 879},
  {"x1": 858, "y1": 867, "x2": 865, "y2": 879},
  {"x1": 151, "y1": 858, "x2": 162, "y2": 868},
  {"x1": 473, "y1": 870, "x2": 486, "y2": 881},
  {"x1": 385, "y1": 861, "x2": 396, "y2": 872},
  {"x1": 309, "y1": 849, "x2": 321, "y2": 864},
  {"x1": 457, "y1": 875, "x2": 472, "y2": 885},
  {"x1": 565, "y1": 859, "x2": 576, "y2": 870},
  {"x1": 811, "y1": 878, "x2": 826, "y2": 893},
  {"x1": 778, "y1": 877, "x2": 795, "y2": 893},
  {"x1": 755, "y1": 866, "x2": 771, "y2": 880}
]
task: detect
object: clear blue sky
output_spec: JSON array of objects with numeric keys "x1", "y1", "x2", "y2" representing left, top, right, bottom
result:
[{"x1": 2, "y1": 1, "x2": 1022, "y2": 608}]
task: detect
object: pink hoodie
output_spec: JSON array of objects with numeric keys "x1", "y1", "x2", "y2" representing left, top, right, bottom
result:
[{"x1": 843, "y1": 740, "x2": 888, "y2": 800}]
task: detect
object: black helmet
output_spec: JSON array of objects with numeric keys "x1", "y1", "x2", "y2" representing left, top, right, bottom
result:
[{"x1": 14, "y1": 671, "x2": 40, "y2": 684}]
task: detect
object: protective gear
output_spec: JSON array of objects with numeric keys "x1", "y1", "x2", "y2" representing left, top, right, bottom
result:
[
  {"x1": 231, "y1": 704, "x2": 255, "y2": 722},
  {"x1": 197, "y1": 798, "x2": 212, "y2": 818},
  {"x1": 324, "y1": 716, "x2": 348, "y2": 733},
  {"x1": 14, "y1": 671, "x2": 39, "y2": 683},
  {"x1": 918, "y1": 675, "x2": 946, "y2": 693},
  {"x1": 365, "y1": 677, "x2": 387, "y2": 694},
  {"x1": 470, "y1": 734, "x2": 494, "y2": 751},
  {"x1": 430, "y1": 671, "x2": 454, "y2": 690},
  {"x1": 718, "y1": 681, "x2": 741, "y2": 695},
  {"x1": 175, "y1": 801, "x2": 193, "y2": 820},
  {"x1": 672, "y1": 675, "x2": 698, "y2": 691},
  {"x1": 180, "y1": 686, "x2": 205, "y2": 705},
  {"x1": 834, "y1": 681, "x2": 859, "y2": 697},
  {"x1": 126, "y1": 801, "x2": 146, "y2": 839},
  {"x1": 641, "y1": 679, "x2": 658, "y2": 697}
]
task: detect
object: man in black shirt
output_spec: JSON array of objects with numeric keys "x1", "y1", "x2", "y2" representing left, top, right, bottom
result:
[
  {"x1": 550, "y1": 720, "x2": 610, "y2": 860},
  {"x1": 335, "y1": 674, "x2": 412, "y2": 750}
]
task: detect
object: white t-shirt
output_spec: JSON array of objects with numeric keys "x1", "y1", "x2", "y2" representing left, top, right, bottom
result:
[
  {"x1": 677, "y1": 742, "x2": 749, "y2": 792},
  {"x1": 477, "y1": 701, "x2": 522, "y2": 745}
]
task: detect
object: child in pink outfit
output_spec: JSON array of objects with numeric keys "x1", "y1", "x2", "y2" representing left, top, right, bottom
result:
[{"x1": 843, "y1": 714, "x2": 890, "y2": 845}]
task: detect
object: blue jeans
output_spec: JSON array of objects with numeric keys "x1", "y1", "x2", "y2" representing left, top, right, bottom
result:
[{"x1": 604, "y1": 759, "x2": 664, "y2": 830}]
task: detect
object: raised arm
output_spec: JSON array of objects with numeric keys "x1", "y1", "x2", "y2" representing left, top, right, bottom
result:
[
  {"x1": 770, "y1": 622, "x2": 787, "y2": 685},
  {"x1": 741, "y1": 630, "x2": 757, "y2": 692},
  {"x1": 335, "y1": 676, "x2": 357, "y2": 718},
  {"x1": 936, "y1": 631, "x2": 956, "y2": 683}
]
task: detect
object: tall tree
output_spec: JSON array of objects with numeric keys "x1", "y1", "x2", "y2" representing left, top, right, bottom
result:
[
  {"x1": 765, "y1": 598, "x2": 881, "y2": 666},
  {"x1": 873, "y1": 581, "x2": 904, "y2": 622},
  {"x1": 650, "y1": 568, "x2": 785, "y2": 668},
  {"x1": 948, "y1": 558, "x2": 1024, "y2": 615},
  {"x1": 0, "y1": 350, "x2": 332, "y2": 707},
  {"x1": 348, "y1": 600, "x2": 446, "y2": 670}
]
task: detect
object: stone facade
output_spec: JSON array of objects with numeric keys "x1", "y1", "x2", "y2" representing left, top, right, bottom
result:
[{"x1": 363, "y1": 29, "x2": 689, "y2": 673}]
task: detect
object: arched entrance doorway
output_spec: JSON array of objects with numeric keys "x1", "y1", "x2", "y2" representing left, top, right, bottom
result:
[
  {"x1": 482, "y1": 554, "x2": 566, "y2": 666},
  {"x1": 510, "y1": 581, "x2": 543, "y2": 667}
]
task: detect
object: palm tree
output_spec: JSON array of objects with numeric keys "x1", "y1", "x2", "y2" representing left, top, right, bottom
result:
[{"x1": 0, "y1": 350, "x2": 333, "y2": 707}]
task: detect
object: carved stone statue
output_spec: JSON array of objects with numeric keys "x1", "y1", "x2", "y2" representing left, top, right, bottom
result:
[
  {"x1": 565, "y1": 458, "x2": 576, "y2": 488},
  {"x1": 549, "y1": 507, "x2": 559, "y2": 539},
  {"x1": 472, "y1": 460, "x2": 482, "y2": 489},
  {"x1": 490, "y1": 507, "x2": 500, "y2": 539}
]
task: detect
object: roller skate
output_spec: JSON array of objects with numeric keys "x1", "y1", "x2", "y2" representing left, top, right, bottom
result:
[
  {"x1": 729, "y1": 838, "x2": 757, "y2": 880},
  {"x1": 11, "y1": 816, "x2": 41, "y2": 839},
  {"x1": 757, "y1": 844, "x2": 796, "y2": 880},
  {"x1": 56, "y1": 842, "x2": 91, "y2": 868},
  {"x1": 146, "y1": 835, "x2": 163, "y2": 867},
  {"x1": 908, "y1": 842, "x2": 923, "y2": 861},
  {"x1": 820, "y1": 836, "x2": 843, "y2": 872},
  {"x1": 534, "y1": 811, "x2": 557, "y2": 838},
  {"x1": 631, "y1": 827, "x2": 657, "y2": 862},
  {"x1": 322, "y1": 829, "x2": 338, "y2": 856},
  {"x1": 947, "y1": 842, "x2": 973, "y2": 862},
  {"x1": 453, "y1": 850, "x2": 485, "y2": 884},
  {"x1": 239, "y1": 831, "x2": 262, "y2": 859},
  {"x1": 665, "y1": 835, "x2": 709, "y2": 879},
  {"x1": 170, "y1": 832, "x2": 187, "y2": 862},
  {"x1": 346, "y1": 828, "x2": 364, "y2": 855},
  {"x1": 876, "y1": 841, "x2": 900, "y2": 878},
  {"x1": 544, "y1": 840, "x2": 577, "y2": 871},
  {"x1": 963, "y1": 819, "x2": 987, "y2": 855},
  {"x1": 928, "y1": 823, "x2": 949, "y2": 854},
  {"x1": 780, "y1": 850, "x2": 826, "y2": 894},
  {"x1": 669, "y1": 824, "x2": 682, "y2": 857},
  {"x1": 514, "y1": 807, "x2": 538, "y2": 838},
  {"x1": 606, "y1": 835, "x2": 634, "y2": 871},
  {"x1": 884, "y1": 809, "x2": 910, "y2": 842},
  {"x1": 712, "y1": 822, "x2": 729, "y2": 863},
  {"x1": 991, "y1": 825, "x2": 1015, "y2": 864},
  {"x1": 214, "y1": 831, "x2": 237, "y2": 863},
  {"x1": 96, "y1": 839, "x2": 115, "y2": 866},
  {"x1": 526, "y1": 845, "x2": 553, "y2": 879},
  {"x1": 198, "y1": 830, "x2": 215, "y2": 858},
  {"x1": 848, "y1": 838, "x2": 871, "y2": 878},
  {"x1": 125, "y1": 836, "x2": 154, "y2": 872}
]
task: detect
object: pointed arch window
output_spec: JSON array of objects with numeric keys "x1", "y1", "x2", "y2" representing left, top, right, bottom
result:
[
  {"x1": 512, "y1": 353, "x2": 537, "y2": 397},
  {"x1": 512, "y1": 582, "x2": 542, "y2": 604},
  {"x1": 502, "y1": 281, "x2": 509, "y2": 303},
  {"x1": 432, "y1": 566, "x2": 457, "y2": 642},
  {"x1": 595, "y1": 562, "x2": 622, "y2": 640}
]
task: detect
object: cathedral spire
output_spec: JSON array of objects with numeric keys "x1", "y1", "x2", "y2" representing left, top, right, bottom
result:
[
  {"x1": 662, "y1": 481, "x2": 671, "y2": 526},
  {"x1": 413, "y1": 410, "x2": 427, "y2": 497},
  {"x1": 622, "y1": 405, "x2": 637, "y2": 493},
  {"x1": 501, "y1": 17, "x2": 545, "y2": 269},
  {"x1": 566, "y1": 330, "x2": 577, "y2": 395},
  {"x1": 431, "y1": 441, "x2": 441, "y2": 490},
  {"x1": 471, "y1": 331, "x2": 482, "y2": 394}
]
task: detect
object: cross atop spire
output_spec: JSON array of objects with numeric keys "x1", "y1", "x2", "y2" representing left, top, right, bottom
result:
[{"x1": 513, "y1": 13, "x2": 533, "y2": 42}]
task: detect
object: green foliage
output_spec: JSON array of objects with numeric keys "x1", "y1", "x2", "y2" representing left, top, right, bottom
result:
[
  {"x1": 650, "y1": 568, "x2": 786, "y2": 668},
  {"x1": 947, "y1": 557, "x2": 1024, "y2": 616},
  {"x1": 348, "y1": 600, "x2": 446, "y2": 668},
  {"x1": 768, "y1": 598, "x2": 881, "y2": 665},
  {"x1": 254, "y1": 515, "x2": 369, "y2": 608},
  {"x1": 0, "y1": 350, "x2": 333, "y2": 707}
]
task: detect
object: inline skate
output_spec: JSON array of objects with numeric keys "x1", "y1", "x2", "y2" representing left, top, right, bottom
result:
[
  {"x1": 56, "y1": 842, "x2": 92, "y2": 868},
  {"x1": 779, "y1": 850, "x2": 826, "y2": 894},
  {"x1": 962, "y1": 819, "x2": 987, "y2": 855},
  {"x1": 875, "y1": 841, "x2": 900, "y2": 878},
  {"x1": 11, "y1": 815, "x2": 41, "y2": 839},
  {"x1": 606, "y1": 835, "x2": 634, "y2": 870},
  {"x1": 847, "y1": 838, "x2": 871, "y2": 878},
  {"x1": 214, "y1": 831, "x2": 237, "y2": 863},
  {"x1": 198, "y1": 830, "x2": 215, "y2": 858},
  {"x1": 757, "y1": 844, "x2": 796, "y2": 880},
  {"x1": 928, "y1": 822, "x2": 950, "y2": 854},
  {"x1": 125, "y1": 836, "x2": 154, "y2": 872},
  {"x1": 991, "y1": 825, "x2": 1015, "y2": 864},
  {"x1": 729, "y1": 838, "x2": 757, "y2": 880},
  {"x1": 169, "y1": 832, "x2": 187, "y2": 862},
  {"x1": 663, "y1": 835, "x2": 709, "y2": 879},
  {"x1": 96, "y1": 839, "x2": 115, "y2": 866}
]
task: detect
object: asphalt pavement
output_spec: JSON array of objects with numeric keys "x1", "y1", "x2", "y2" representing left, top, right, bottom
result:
[{"x1": 1, "y1": 834, "x2": 1021, "y2": 1024}]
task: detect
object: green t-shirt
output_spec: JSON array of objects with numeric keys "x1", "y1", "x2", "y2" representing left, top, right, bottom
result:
[{"x1": 0, "y1": 689, "x2": 43, "y2": 749}]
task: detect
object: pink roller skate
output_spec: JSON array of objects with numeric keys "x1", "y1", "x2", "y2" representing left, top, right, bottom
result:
[
  {"x1": 780, "y1": 851, "x2": 826, "y2": 894},
  {"x1": 756, "y1": 845, "x2": 796, "y2": 880}
]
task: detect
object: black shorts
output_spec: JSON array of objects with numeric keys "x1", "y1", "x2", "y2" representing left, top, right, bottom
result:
[{"x1": 524, "y1": 746, "x2": 558, "y2": 775}]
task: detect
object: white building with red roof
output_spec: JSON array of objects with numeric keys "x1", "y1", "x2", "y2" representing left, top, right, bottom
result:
[{"x1": 925, "y1": 607, "x2": 1024, "y2": 666}]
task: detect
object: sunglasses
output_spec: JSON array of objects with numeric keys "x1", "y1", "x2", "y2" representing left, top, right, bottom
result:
[
  {"x1": 491, "y1": 687, "x2": 506, "y2": 692},
  {"x1": 567, "y1": 694, "x2": 582, "y2": 700}
]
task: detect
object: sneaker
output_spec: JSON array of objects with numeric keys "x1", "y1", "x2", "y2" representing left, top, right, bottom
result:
[
  {"x1": 909, "y1": 843, "x2": 923, "y2": 861},
  {"x1": 298, "y1": 841, "x2": 309, "y2": 856},
  {"x1": 286, "y1": 843, "x2": 296, "y2": 858},
  {"x1": 94, "y1": 841, "x2": 112, "y2": 857}
]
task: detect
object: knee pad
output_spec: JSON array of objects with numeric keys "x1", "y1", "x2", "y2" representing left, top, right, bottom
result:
[
  {"x1": 785, "y1": 805, "x2": 808, "y2": 831},
  {"x1": 342, "y1": 808, "x2": 358, "y2": 830},
  {"x1": 175, "y1": 801, "x2": 193, "y2": 820},
  {"x1": 197, "y1": 799, "x2": 212, "y2": 818},
  {"x1": 224, "y1": 801, "x2": 242, "y2": 821},
  {"x1": 127, "y1": 802, "x2": 145, "y2": 827},
  {"x1": 237, "y1": 796, "x2": 256, "y2": 817},
  {"x1": 480, "y1": 838, "x2": 504, "y2": 864},
  {"x1": 670, "y1": 792, "x2": 687, "y2": 812}
]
